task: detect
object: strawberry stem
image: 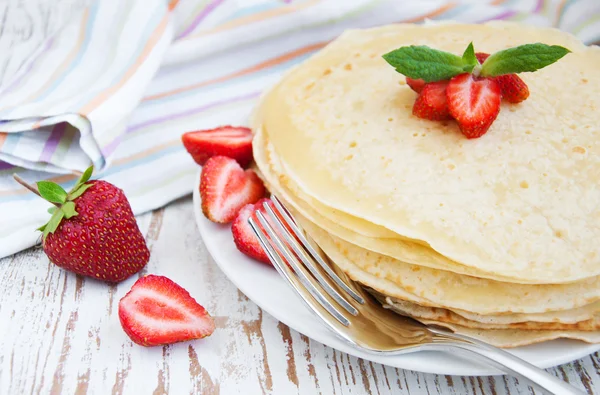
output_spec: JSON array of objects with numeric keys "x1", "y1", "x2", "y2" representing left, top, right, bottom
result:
[{"x1": 13, "y1": 174, "x2": 60, "y2": 207}]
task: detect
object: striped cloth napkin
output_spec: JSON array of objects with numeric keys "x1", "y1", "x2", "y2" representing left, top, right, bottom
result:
[{"x1": 1, "y1": 0, "x2": 598, "y2": 258}]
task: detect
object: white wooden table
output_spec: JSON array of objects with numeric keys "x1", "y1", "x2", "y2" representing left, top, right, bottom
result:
[{"x1": 1, "y1": 196, "x2": 599, "y2": 394}]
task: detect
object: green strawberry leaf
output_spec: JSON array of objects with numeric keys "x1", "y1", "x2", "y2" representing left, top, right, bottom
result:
[
  {"x1": 43, "y1": 210, "x2": 65, "y2": 238},
  {"x1": 37, "y1": 223, "x2": 47, "y2": 232},
  {"x1": 37, "y1": 181, "x2": 68, "y2": 204},
  {"x1": 68, "y1": 183, "x2": 92, "y2": 200},
  {"x1": 61, "y1": 201, "x2": 78, "y2": 219},
  {"x1": 79, "y1": 166, "x2": 94, "y2": 185},
  {"x1": 462, "y1": 42, "x2": 477, "y2": 67},
  {"x1": 69, "y1": 165, "x2": 94, "y2": 194},
  {"x1": 480, "y1": 43, "x2": 570, "y2": 77},
  {"x1": 47, "y1": 207, "x2": 57, "y2": 215},
  {"x1": 382, "y1": 45, "x2": 476, "y2": 82}
]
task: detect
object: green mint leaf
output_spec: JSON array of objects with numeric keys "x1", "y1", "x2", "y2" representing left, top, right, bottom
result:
[
  {"x1": 43, "y1": 210, "x2": 65, "y2": 238},
  {"x1": 68, "y1": 183, "x2": 92, "y2": 200},
  {"x1": 61, "y1": 201, "x2": 78, "y2": 219},
  {"x1": 47, "y1": 207, "x2": 57, "y2": 215},
  {"x1": 462, "y1": 42, "x2": 477, "y2": 67},
  {"x1": 480, "y1": 43, "x2": 570, "y2": 77},
  {"x1": 37, "y1": 181, "x2": 68, "y2": 204},
  {"x1": 382, "y1": 45, "x2": 476, "y2": 82}
]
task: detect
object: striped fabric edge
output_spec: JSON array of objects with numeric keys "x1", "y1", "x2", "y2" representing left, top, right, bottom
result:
[
  {"x1": 0, "y1": 0, "x2": 174, "y2": 174},
  {"x1": 1, "y1": 1, "x2": 591, "y2": 195},
  {"x1": 1, "y1": 1, "x2": 591, "y2": 186}
]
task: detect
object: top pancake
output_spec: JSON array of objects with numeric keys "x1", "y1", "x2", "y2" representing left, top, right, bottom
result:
[{"x1": 254, "y1": 22, "x2": 600, "y2": 283}]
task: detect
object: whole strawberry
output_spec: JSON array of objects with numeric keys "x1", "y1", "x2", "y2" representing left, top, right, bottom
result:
[{"x1": 15, "y1": 167, "x2": 149, "y2": 282}]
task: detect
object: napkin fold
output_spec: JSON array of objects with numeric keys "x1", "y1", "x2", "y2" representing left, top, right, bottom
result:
[{"x1": 1, "y1": 0, "x2": 598, "y2": 258}]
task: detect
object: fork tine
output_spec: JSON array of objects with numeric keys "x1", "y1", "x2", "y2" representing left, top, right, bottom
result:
[
  {"x1": 250, "y1": 211, "x2": 351, "y2": 327},
  {"x1": 271, "y1": 196, "x2": 364, "y2": 304},
  {"x1": 248, "y1": 216, "x2": 296, "y2": 282},
  {"x1": 262, "y1": 202, "x2": 358, "y2": 316}
]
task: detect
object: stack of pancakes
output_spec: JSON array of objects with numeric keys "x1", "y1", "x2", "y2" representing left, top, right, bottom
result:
[{"x1": 251, "y1": 22, "x2": 600, "y2": 347}]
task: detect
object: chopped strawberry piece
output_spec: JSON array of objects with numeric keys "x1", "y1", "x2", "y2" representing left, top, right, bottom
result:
[
  {"x1": 118, "y1": 275, "x2": 215, "y2": 347},
  {"x1": 200, "y1": 156, "x2": 266, "y2": 223},
  {"x1": 232, "y1": 198, "x2": 272, "y2": 265},
  {"x1": 495, "y1": 74, "x2": 529, "y2": 103},
  {"x1": 412, "y1": 81, "x2": 451, "y2": 121},
  {"x1": 475, "y1": 52, "x2": 490, "y2": 64},
  {"x1": 446, "y1": 73, "x2": 502, "y2": 139},
  {"x1": 476, "y1": 52, "x2": 529, "y2": 103},
  {"x1": 406, "y1": 77, "x2": 426, "y2": 93},
  {"x1": 182, "y1": 126, "x2": 253, "y2": 167}
]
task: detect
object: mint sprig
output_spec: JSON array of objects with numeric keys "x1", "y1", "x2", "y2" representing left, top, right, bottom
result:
[
  {"x1": 382, "y1": 44, "x2": 477, "y2": 82},
  {"x1": 479, "y1": 43, "x2": 571, "y2": 77},
  {"x1": 461, "y1": 42, "x2": 477, "y2": 68},
  {"x1": 383, "y1": 42, "x2": 570, "y2": 82}
]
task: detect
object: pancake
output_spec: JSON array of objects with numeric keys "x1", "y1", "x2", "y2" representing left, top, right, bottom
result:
[
  {"x1": 296, "y1": 210, "x2": 600, "y2": 316},
  {"x1": 254, "y1": 129, "x2": 600, "y2": 318},
  {"x1": 417, "y1": 325, "x2": 600, "y2": 349},
  {"x1": 257, "y1": 128, "x2": 600, "y2": 285},
  {"x1": 250, "y1": 21, "x2": 600, "y2": 346},
  {"x1": 371, "y1": 294, "x2": 600, "y2": 331},
  {"x1": 381, "y1": 296, "x2": 600, "y2": 348},
  {"x1": 254, "y1": 127, "x2": 523, "y2": 282},
  {"x1": 254, "y1": 22, "x2": 600, "y2": 283}
]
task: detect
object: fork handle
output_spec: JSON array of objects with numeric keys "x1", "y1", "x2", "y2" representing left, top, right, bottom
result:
[{"x1": 431, "y1": 329, "x2": 586, "y2": 395}]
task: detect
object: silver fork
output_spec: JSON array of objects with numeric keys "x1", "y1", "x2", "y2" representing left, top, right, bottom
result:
[{"x1": 248, "y1": 196, "x2": 585, "y2": 395}]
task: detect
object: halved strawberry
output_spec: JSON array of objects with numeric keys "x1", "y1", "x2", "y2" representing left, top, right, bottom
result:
[
  {"x1": 182, "y1": 126, "x2": 253, "y2": 167},
  {"x1": 406, "y1": 77, "x2": 425, "y2": 93},
  {"x1": 476, "y1": 52, "x2": 529, "y2": 103},
  {"x1": 118, "y1": 275, "x2": 215, "y2": 347},
  {"x1": 446, "y1": 73, "x2": 501, "y2": 139},
  {"x1": 412, "y1": 81, "x2": 451, "y2": 121},
  {"x1": 200, "y1": 156, "x2": 266, "y2": 223},
  {"x1": 232, "y1": 198, "x2": 271, "y2": 265}
]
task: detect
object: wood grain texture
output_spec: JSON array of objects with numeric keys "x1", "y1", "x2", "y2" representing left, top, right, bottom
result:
[
  {"x1": 0, "y1": 197, "x2": 598, "y2": 394},
  {"x1": 0, "y1": 0, "x2": 89, "y2": 87}
]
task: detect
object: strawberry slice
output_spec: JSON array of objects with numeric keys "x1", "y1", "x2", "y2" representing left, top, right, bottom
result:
[
  {"x1": 494, "y1": 74, "x2": 529, "y2": 103},
  {"x1": 446, "y1": 73, "x2": 501, "y2": 139},
  {"x1": 200, "y1": 156, "x2": 266, "y2": 223},
  {"x1": 406, "y1": 77, "x2": 425, "y2": 93},
  {"x1": 118, "y1": 275, "x2": 215, "y2": 347},
  {"x1": 232, "y1": 198, "x2": 298, "y2": 267},
  {"x1": 476, "y1": 52, "x2": 529, "y2": 104},
  {"x1": 232, "y1": 198, "x2": 271, "y2": 265},
  {"x1": 475, "y1": 52, "x2": 490, "y2": 64},
  {"x1": 182, "y1": 126, "x2": 253, "y2": 167},
  {"x1": 412, "y1": 81, "x2": 451, "y2": 121}
]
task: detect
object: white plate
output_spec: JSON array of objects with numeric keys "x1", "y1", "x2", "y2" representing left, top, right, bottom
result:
[{"x1": 192, "y1": 170, "x2": 600, "y2": 376}]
